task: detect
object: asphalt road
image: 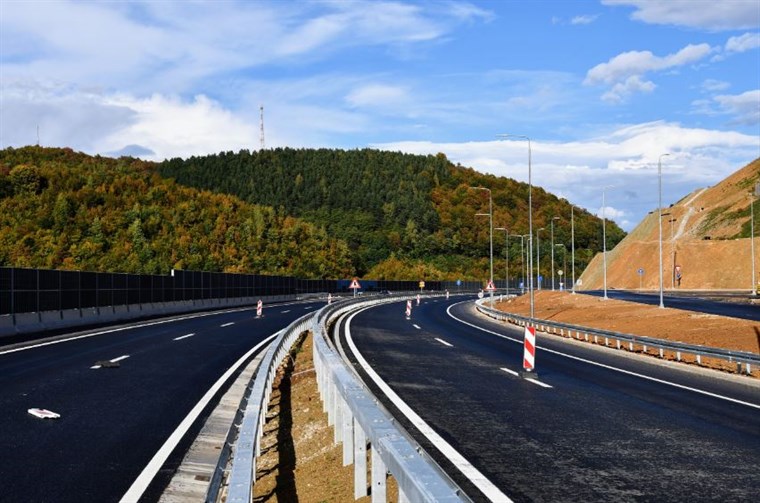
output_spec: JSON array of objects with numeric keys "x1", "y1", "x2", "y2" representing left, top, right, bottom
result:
[
  {"x1": 339, "y1": 296, "x2": 760, "y2": 502},
  {"x1": 0, "y1": 301, "x2": 322, "y2": 503},
  {"x1": 581, "y1": 289, "x2": 760, "y2": 321}
]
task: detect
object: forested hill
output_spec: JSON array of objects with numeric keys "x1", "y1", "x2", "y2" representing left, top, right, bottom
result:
[
  {"x1": 159, "y1": 148, "x2": 626, "y2": 279},
  {"x1": 0, "y1": 146, "x2": 353, "y2": 277}
]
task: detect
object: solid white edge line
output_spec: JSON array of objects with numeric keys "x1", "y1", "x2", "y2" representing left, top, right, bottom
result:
[
  {"x1": 500, "y1": 367, "x2": 519, "y2": 377},
  {"x1": 434, "y1": 337, "x2": 453, "y2": 347},
  {"x1": 119, "y1": 331, "x2": 279, "y2": 503},
  {"x1": 173, "y1": 333, "x2": 195, "y2": 341},
  {"x1": 345, "y1": 308, "x2": 512, "y2": 503},
  {"x1": 446, "y1": 302, "x2": 760, "y2": 410}
]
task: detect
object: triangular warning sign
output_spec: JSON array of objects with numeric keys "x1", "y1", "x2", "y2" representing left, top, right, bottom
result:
[
  {"x1": 349, "y1": 278, "x2": 361, "y2": 289},
  {"x1": 485, "y1": 280, "x2": 496, "y2": 291}
]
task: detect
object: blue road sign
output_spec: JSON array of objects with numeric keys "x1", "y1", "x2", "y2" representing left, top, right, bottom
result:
[{"x1": 637, "y1": 268, "x2": 644, "y2": 276}]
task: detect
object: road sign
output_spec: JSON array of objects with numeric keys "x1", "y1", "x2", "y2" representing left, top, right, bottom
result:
[
  {"x1": 558, "y1": 270, "x2": 563, "y2": 276},
  {"x1": 675, "y1": 265, "x2": 682, "y2": 279},
  {"x1": 349, "y1": 278, "x2": 361, "y2": 289},
  {"x1": 637, "y1": 268, "x2": 644, "y2": 276},
  {"x1": 456, "y1": 279, "x2": 462, "y2": 286},
  {"x1": 419, "y1": 281, "x2": 425, "y2": 289},
  {"x1": 486, "y1": 280, "x2": 496, "y2": 291}
]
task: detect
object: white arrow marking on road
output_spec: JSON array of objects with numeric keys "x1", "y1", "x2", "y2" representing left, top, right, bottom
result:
[
  {"x1": 173, "y1": 333, "x2": 195, "y2": 341},
  {"x1": 435, "y1": 338, "x2": 453, "y2": 347}
]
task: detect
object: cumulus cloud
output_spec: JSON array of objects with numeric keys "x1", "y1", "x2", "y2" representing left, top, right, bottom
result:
[
  {"x1": 585, "y1": 43, "x2": 713, "y2": 102},
  {"x1": 725, "y1": 32, "x2": 760, "y2": 53},
  {"x1": 603, "y1": 0, "x2": 760, "y2": 31},
  {"x1": 713, "y1": 90, "x2": 760, "y2": 125}
]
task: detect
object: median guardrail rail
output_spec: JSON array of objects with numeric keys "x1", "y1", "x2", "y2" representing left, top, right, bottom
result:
[
  {"x1": 476, "y1": 299, "x2": 760, "y2": 376},
  {"x1": 216, "y1": 295, "x2": 468, "y2": 503}
]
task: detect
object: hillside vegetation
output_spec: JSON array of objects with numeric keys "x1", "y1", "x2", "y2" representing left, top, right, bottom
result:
[
  {"x1": 0, "y1": 147, "x2": 353, "y2": 277},
  {"x1": 159, "y1": 148, "x2": 625, "y2": 280}
]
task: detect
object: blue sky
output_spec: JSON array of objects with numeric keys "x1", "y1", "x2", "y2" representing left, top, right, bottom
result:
[{"x1": 1, "y1": 0, "x2": 759, "y2": 230}]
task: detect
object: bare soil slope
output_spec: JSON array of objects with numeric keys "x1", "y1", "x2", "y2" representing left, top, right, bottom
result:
[{"x1": 579, "y1": 159, "x2": 760, "y2": 290}]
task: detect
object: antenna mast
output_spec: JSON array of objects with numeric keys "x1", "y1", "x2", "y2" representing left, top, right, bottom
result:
[{"x1": 259, "y1": 105, "x2": 265, "y2": 150}]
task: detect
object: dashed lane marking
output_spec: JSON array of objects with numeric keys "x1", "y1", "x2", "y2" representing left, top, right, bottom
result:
[
  {"x1": 91, "y1": 355, "x2": 130, "y2": 369},
  {"x1": 220, "y1": 322, "x2": 235, "y2": 327},
  {"x1": 500, "y1": 367, "x2": 519, "y2": 377},
  {"x1": 435, "y1": 338, "x2": 453, "y2": 347},
  {"x1": 173, "y1": 333, "x2": 195, "y2": 341},
  {"x1": 525, "y1": 378, "x2": 553, "y2": 388},
  {"x1": 412, "y1": 324, "x2": 422, "y2": 330}
]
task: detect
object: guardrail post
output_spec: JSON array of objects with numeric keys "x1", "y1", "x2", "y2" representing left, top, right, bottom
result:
[
  {"x1": 334, "y1": 395, "x2": 344, "y2": 444},
  {"x1": 342, "y1": 399, "x2": 353, "y2": 465},
  {"x1": 354, "y1": 419, "x2": 368, "y2": 499},
  {"x1": 371, "y1": 446, "x2": 387, "y2": 502},
  {"x1": 659, "y1": 348, "x2": 664, "y2": 358},
  {"x1": 747, "y1": 363, "x2": 752, "y2": 374},
  {"x1": 629, "y1": 341, "x2": 634, "y2": 352},
  {"x1": 676, "y1": 351, "x2": 682, "y2": 362},
  {"x1": 696, "y1": 354, "x2": 702, "y2": 365}
]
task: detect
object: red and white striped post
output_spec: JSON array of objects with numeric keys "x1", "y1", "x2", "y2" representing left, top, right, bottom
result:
[
  {"x1": 416, "y1": 294, "x2": 420, "y2": 306},
  {"x1": 328, "y1": 293, "x2": 332, "y2": 305},
  {"x1": 256, "y1": 299, "x2": 263, "y2": 318},
  {"x1": 523, "y1": 325, "x2": 536, "y2": 372},
  {"x1": 405, "y1": 300, "x2": 412, "y2": 319}
]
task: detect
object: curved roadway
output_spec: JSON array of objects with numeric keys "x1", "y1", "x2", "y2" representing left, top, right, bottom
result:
[
  {"x1": 338, "y1": 296, "x2": 760, "y2": 502},
  {"x1": 0, "y1": 301, "x2": 323, "y2": 502}
]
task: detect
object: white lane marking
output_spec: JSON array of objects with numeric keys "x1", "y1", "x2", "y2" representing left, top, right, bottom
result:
[
  {"x1": 435, "y1": 337, "x2": 453, "y2": 347},
  {"x1": 91, "y1": 354, "x2": 130, "y2": 369},
  {"x1": 525, "y1": 378, "x2": 553, "y2": 388},
  {"x1": 500, "y1": 367, "x2": 519, "y2": 377},
  {"x1": 412, "y1": 324, "x2": 422, "y2": 330},
  {"x1": 304, "y1": 306, "x2": 313, "y2": 310},
  {"x1": 120, "y1": 331, "x2": 280, "y2": 502},
  {"x1": 346, "y1": 309, "x2": 512, "y2": 503},
  {"x1": 173, "y1": 333, "x2": 195, "y2": 341},
  {"x1": 220, "y1": 322, "x2": 235, "y2": 327},
  {"x1": 281, "y1": 310, "x2": 291, "y2": 313},
  {"x1": 447, "y1": 302, "x2": 760, "y2": 410}
]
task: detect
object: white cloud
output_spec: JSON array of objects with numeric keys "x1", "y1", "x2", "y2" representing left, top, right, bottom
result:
[
  {"x1": 713, "y1": 90, "x2": 760, "y2": 125},
  {"x1": 603, "y1": 0, "x2": 760, "y2": 31},
  {"x1": 725, "y1": 32, "x2": 760, "y2": 53},
  {"x1": 346, "y1": 84, "x2": 410, "y2": 108},
  {"x1": 701, "y1": 79, "x2": 730, "y2": 92},
  {"x1": 571, "y1": 14, "x2": 600, "y2": 25},
  {"x1": 585, "y1": 43, "x2": 713, "y2": 102}
]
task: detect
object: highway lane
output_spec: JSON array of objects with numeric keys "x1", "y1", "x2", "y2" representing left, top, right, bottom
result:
[
  {"x1": 339, "y1": 296, "x2": 760, "y2": 502},
  {"x1": 582, "y1": 289, "x2": 760, "y2": 321},
  {"x1": 0, "y1": 301, "x2": 322, "y2": 503}
]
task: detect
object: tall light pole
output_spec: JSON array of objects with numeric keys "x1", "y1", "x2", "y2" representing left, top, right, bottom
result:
[
  {"x1": 602, "y1": 185, "x2": 614, "y2": 300},
  {"x1": 536, "y1": 227, "x2": 545, "y2": 290},
  {"x1": 668, "y1": 216, "x2": 677, "y2": 289},
  {"x1": 496, "y1": 227, "x2": 509, "y2": 294},
  {"x1": 550, "y1": 216, "x2": 560, "y2": 291},
  {"x1": 571, "y1": 205, "x2": 576, "y2": 294},
  {"x1": 470, "y1": 186, "x2": 493, "y2": 304},
  {"x1": 555, "y1": 244, "x2": 566, "y2": 290},
  {"x1": 499, "y1": 134, "x2": 534, "y2": 318},
  {"x1": 658, "y1": 153, "x2": 670, "y2": 309},
  {"x1": 751, "y1": 191, "x2": 757, "y2": 296}
]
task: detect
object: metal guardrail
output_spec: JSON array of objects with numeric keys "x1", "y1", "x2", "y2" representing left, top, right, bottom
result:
[
  {"x1": 216, "y1": 295, "x2": 468, "y2": 503},
  {"x1": 476, "y1": 299, "x2": 760, "y2": 375}
]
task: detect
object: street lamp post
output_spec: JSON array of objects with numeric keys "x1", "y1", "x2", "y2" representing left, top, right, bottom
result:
[
  {"x1": 555, "y1": 244, "x2": 565, "y2": 290},
  {"x1": 536, "y1": 228, "x2": 544, "y2": 290},
  {"x1": 496, "y1": 227, "x2": 509, "y2": 294},
  {"x1": 550, "y1": 216, "x2": 560, "y2": 291},
  {"x1": 668, "y1": 217, "x2": 677, "y2": 288},
  {"x1": 571, "y1": 205, "x2": 576, "y2": 294},
  {"x1": 470, "y1": 186, "x2": 493, "y2": 304},
  {"x1": 658, "y1": 153, "x2": 670, "y2": 309},
  {"x1": 751, "y1": 191, "x2": 756, "y2": 296},
  {"x1": 519, "y1": 234, "x2": 529, "y2": 294},
  {"x1": 602, "y1": 185, "x2": 614, "y2": 300},
  {"x1": 499, "y1": 135, "x2": 534, "y2": 318}
]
